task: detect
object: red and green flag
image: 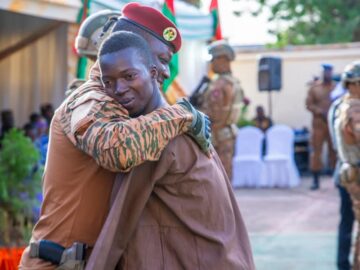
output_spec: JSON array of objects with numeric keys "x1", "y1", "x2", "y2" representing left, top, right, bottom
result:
[
  {"x1": 162, "y1": 0, "x2": 179, "y2": 93},
  {"x1": 76, "y1": 0, "x2": 91, "y2": 79},
  {"x1": 209, "y1": 0, "x2": 222, "y2": 40}
]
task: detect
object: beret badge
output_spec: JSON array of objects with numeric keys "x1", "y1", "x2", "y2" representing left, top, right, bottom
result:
[{"x1": 163, "y1": 27, "x2": 177, "y2": 42}]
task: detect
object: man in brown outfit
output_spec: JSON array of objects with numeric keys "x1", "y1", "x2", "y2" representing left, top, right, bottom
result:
[
  {"x1": 85, "y1": 31, "x2": 255, "y2": 270},
  {"x1": 306, "y1": 63, "x2": 337, "y2": 190},
  {"x1": 200, "y1": 40, "x2": 244, "y2": 180}
]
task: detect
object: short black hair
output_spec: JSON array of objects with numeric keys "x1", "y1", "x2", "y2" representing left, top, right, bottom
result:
[{"x1": 98, "y1": 31, "x2": 152, "y2": 67}]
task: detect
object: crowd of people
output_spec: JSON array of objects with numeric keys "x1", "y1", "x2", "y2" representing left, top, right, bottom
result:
[
  {"x1": 0, "y1": 104, "x2": 53, "y2": 165},
  {"x1": 0, "y1": 2, "x2": 358, "y2": 270}
]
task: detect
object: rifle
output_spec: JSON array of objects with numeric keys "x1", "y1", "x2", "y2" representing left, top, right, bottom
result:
[{"x1": 189, "y1": 76, "x2": 211, "y2": 109}]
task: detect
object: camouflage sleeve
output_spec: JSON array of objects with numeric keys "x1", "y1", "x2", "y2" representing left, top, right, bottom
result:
[
  {"x1": 68, "y1": 100, "x2": 192, "y2": 172},
  {"x1": 343, "y1": 99, "x2": 360, "y2": 145}
]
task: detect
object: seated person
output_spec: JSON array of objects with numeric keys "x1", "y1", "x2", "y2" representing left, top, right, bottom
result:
[
  {"x1": 253, "y1": 105, "x2": 273, "y2": 155},
  {"x1": 86, "y1": 31, "x2": 255, "y2": 270},
  {"x1": 252, "y1": 105, "x2": 273, "y2": 132}
]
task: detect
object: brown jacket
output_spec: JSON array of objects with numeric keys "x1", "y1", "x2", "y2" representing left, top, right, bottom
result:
[
  {"x1": 305, "y1": 81, "x2": 335, "y2": 125},
  {"x1": 86, "y1": 135, "x2": 255, "y2": 270}
]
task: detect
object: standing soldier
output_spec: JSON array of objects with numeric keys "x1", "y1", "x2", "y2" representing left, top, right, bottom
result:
[
  {"x1": 333, "y1": 61, "x2": 360, "y2": 270},
  {"x1": 201, "y1": 40, "x2": 244, "y2": 180},
  {"x1": 306, "y1": 64, "x2": 337, "y2": 190}
]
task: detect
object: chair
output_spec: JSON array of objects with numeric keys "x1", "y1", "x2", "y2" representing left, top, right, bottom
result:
[
  {"x1": 232, "y1": 126, "x2": 265, "y2": 188},
  {"x1": 262, "y1": 125, "x2": 300, "y2": 188}
]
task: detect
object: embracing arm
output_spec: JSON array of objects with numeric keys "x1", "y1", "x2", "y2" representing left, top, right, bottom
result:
[{"x1": 71, "y1": 99, "x2": 192, "y2": 172}]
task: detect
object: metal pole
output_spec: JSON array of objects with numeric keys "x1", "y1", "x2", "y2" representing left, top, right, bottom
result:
[{"x1": 268, "y1": 90, "x2": 272, "y2": 119}]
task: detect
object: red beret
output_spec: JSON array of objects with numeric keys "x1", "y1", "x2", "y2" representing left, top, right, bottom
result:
[{"x1": 121, "y1": 2, "x2": 182, "y2": 53}]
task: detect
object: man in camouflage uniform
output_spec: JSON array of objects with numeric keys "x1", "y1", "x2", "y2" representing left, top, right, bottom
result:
[
  {"x1": 19, "y1": 3, "x2": 211, "y2": 269},
  {"x1": 333, "y1": 61, "x2": 360, "y2": 270},
  {"x1": 200, "y1": 40, "x2": 243, "y2": 180},
  {"x1": 306, "y1": 64, "x2": 337, "y2": 190}
]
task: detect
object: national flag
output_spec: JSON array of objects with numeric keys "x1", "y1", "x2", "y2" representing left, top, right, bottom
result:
[
  {"x1": 162, "y1": 0, "x2": 179, "y2": 93},
  {"x1": 209, "y1": 0, "x2": 222, "y2": 40}
]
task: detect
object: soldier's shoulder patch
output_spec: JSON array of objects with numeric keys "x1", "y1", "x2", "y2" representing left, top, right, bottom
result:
[{"x1": 70, "y1": 100, "x2": 98, "y2": 134}]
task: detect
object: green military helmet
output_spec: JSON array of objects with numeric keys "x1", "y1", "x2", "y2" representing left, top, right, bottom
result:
[
  {"x1": 75, "y1": 10, "x2": 121, "y2": 59},
  {"x1": 208, "y1": 39, "x2": 235, "y2": 61},
  {"x1": 342, "y1": 60, "x2": 360, "y2": 88}
]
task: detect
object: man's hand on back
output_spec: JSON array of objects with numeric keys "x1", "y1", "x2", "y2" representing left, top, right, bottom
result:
[{"x1": 177, "y1": 98, "x2": 212, "y2": 156}]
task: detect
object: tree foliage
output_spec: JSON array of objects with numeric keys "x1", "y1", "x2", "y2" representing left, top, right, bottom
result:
[
  {"x1": 0, "y1": 129, "x2": 43, "y2": 245},
  {"x1": 255, "y1": 0, "x2": 360, "y2": 47},
  {"x1": 0, "y1": 129, "x2": 42, "y2": 215}
]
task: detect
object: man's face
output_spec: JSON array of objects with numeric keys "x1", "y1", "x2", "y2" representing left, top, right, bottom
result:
[
  {"x1": 348, "y1": 81, "x2": 360, "y2": 99},
  {"x1": 100, "y1": 47, "x2": 156, "y2": 117},
  {"x1": 147, "y1": 37, "x2": 173, "y2": 86},
  {"x1": 323, "y1": 69, "x2": 333, "y2": 82},
  {"x1": 256, "y1": 107, "x2": 264, "y2": 117},
  {"x1": 211, "y1": 55, "x2": 230, "y2": 74}
]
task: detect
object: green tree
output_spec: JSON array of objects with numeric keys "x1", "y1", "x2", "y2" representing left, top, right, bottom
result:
[
  {"x1": 254, "y1": 0, "x2": 360, "y2": 47},
  {"x1": 0, "y1": 129, "x2": 42, "y2": 245}
]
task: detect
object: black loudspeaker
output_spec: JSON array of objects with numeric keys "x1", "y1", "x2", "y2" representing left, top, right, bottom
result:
[{"x1": 258, "y1": 56, "x2": 282, "y2": 91}]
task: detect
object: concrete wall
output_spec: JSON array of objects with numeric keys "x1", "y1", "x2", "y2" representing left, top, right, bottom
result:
[{"x1": 232, "y1": 43, "x2": 360, "y2": 129}]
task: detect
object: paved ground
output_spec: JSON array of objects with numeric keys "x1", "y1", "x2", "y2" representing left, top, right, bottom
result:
[{"x1": 234, "y1": 176, "x2": 345, "y2": 270}]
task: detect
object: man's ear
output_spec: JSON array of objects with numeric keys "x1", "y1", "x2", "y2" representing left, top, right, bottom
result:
[{"x1": 150, "y1": 65, "x2": 158, "y2": 80}]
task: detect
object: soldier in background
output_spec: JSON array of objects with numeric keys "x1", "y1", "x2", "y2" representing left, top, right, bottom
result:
[
  {"x1": 252, "y1": 105, "x2": 273, "y2": 133},
  {"x1": 200, "y1": 40, "x2": 244, "y2": 180},
  {"x1": 332, "y1": 61, "x2": 360, "y2": 270},
  {"x1": 305, "y1": 64, "x2": 337, "y2": 190},
  {"x1": 328, "y1": 77, "x2": 353, "y2": 270}
]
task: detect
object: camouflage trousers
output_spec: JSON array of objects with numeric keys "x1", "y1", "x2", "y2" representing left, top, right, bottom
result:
[
  {"x1": 342, "y1": 180, "x2": 360, "y2": 269},
  {"x1": 214, "y1": 137, "x2": 236, "y2": 181}
]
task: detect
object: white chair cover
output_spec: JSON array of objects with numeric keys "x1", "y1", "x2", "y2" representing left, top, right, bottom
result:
[
  {"x1": 232, "y1": 126, "x2": 265, "y2": 188},
  {"x1": 262, "y1": 125, "x2": 300, "y2": 188}
]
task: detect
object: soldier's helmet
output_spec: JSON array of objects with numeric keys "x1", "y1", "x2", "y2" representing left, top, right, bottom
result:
[
  {"x1": 342, "y1": 61, "x2": 360, "y2": 88},
  {"x1": 208, "y1": 40, "x2": 235, "y2": 61},
  {"x1": 75, "y1": 10, "x2": 121, "y2": 58}
]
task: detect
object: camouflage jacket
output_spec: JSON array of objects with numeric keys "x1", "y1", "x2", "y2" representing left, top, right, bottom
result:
[
  {"x1": 201, "y1": 74, "x2": 243, "y2": 129},
  {"x1": 334, "y1": 95, "x2": 360, "y2": 166}
]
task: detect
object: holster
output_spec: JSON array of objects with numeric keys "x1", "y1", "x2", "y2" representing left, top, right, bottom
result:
[{"x1": 30, "y1": 240, "x2": 87, "y2": 270}]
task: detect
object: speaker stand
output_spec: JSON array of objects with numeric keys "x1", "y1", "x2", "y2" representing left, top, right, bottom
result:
[{"x1": 267, "y1": 90, "x2": 273, "y2": 119}]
